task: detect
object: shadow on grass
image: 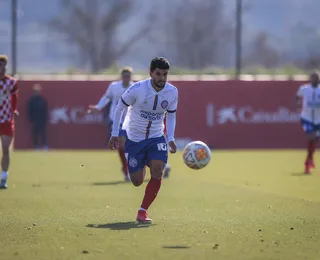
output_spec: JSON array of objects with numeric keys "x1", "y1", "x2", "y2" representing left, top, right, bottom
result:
[
  {"x1": 86, "y1": 221, "x2": 153, "y2": 230},
  {"x1": 291, "y1": 172, "x2": 311, "y2": 176},
  {"x1": 92, "y1": 179, "x2": 149, "y2": 186},
  {"x1": 92, "y1": 181, "x2": 129, "y2": 186},
  {"x1": 162, "y1": 245, "x2": 191, "y2": 249}
]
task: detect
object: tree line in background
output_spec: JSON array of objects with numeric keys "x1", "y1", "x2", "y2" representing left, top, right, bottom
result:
[{"x1": 49, "y1": 0, "x2": 320, "y2": 73}]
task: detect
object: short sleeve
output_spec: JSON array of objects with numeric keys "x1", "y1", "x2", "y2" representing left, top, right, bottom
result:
[
  {"x1": 167, "y1": 88, "x2": 178, "y2": 113},
  {"x1": 121, "y1": 84, "x2": 138, "y2": 106},
  {"x1": 296, "y1": 86, "x2": 304, "y2": 97}
]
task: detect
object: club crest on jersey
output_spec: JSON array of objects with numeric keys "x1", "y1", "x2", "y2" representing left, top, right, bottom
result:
[
  {"x1": 129, "y1": 157, "x2": 138, "y2": 168},
  {"x1": 161, "y1": 100, "x2": 169, "y2": 109}
]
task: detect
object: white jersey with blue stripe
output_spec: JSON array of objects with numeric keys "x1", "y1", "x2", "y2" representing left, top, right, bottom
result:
[
  {"x1": 297, "y1": 84, "x2": 320, "y2": 124},
  {"x1": 121, "y1": 79, "x2": 178, "y2": 142}
]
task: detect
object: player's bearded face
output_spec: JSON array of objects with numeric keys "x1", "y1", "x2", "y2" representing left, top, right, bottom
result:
[{"x1": 150, "y1": 68, "x2": 168, "y2": 89}]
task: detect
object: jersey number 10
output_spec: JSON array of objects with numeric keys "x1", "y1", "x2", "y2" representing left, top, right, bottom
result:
[{"x1": 157, "y1": 143, "x2": 167, "y2": 151}]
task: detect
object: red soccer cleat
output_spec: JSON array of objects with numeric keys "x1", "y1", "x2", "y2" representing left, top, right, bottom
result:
[
  {"x1": 304, "y1": 162, "x2": 311, "y2": 174},
  {"x1": 136, "y1": 210, "x2": 152, "y2": 224},
  {"x1": 309, "y1": 160, "x2": 316, "y2": 169}
]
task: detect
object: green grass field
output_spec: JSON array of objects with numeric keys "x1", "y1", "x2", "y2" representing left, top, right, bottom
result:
[{"x1": 1, "y1": 150, "x2": 320, "y2": 260}]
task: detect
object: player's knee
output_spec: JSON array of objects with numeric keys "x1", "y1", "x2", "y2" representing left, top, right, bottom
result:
[
  {"x1": 131, "y1": 175, "x2": 143, "y2": 187},
  {"x1": 132, "y1": 179, "x2": 143, "y2": 187},
  {"x1": 130, "y1": 171, "x2": 144, "y2": 187}
]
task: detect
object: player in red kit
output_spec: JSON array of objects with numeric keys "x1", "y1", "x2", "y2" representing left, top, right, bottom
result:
[{"x1": 0, "y1": 55, "x2": 19, "y2": 189}]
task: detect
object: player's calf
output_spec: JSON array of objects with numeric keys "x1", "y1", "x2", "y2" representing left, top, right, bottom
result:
[
  {"x1": 138, "y1": 160, "x2": 164, "y2": 214},
  {"x1": 305, "y1": 133, "x2": 317, "y2": 171}
]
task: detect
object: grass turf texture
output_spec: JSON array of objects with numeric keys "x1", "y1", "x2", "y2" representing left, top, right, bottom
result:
[{"x1": 0, "y1": 150, "x2": 320, "y2": 260}]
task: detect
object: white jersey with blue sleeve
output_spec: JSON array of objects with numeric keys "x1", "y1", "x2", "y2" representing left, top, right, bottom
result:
[{"x1": 112, "y1": 79, "x2": 178, "y2": 142}]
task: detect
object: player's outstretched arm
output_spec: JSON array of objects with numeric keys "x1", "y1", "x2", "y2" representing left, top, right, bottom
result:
[{"x1": 88, "y1": 85, "x2": 112, "y2": 113}]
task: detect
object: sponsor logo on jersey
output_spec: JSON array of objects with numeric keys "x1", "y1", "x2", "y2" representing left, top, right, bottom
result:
[{"x1": 140, "y1": 110, "x2": 163, "y2": 121}]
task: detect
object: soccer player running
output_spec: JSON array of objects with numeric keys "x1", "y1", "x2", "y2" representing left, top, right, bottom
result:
[
  {"x1": 109, "y1": 57, "x2": 178, "y2": 223},
  {"x1": 296, "y1": 72, "x2": 320, "y2": 174},
  {"x1": 0, "y1": 55, "x2": 18, "y2": 189},
  {"x1": 88, "y1": 67, "x2": 133, "y2": 181}
]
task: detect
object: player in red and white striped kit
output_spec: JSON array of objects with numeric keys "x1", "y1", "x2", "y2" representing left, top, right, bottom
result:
[{"x1": 0, "y1": 55, "x2": 19, "y2": 189}]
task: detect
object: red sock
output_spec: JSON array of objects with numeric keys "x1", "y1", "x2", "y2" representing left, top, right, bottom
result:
[
  {"x1": 307, "y1": 140, "x2": 316, "y2": 162},
  {"x1": 118, "y1": 149, "x2": 128, "y2": 176},
  {"x1": 140, "y1": 178, "x2": 162, "y2": 210}
]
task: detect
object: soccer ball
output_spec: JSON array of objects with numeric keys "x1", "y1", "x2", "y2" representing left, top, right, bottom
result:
[{"x1": 182, "y1": 141, "x2": 211, "y2": 169}]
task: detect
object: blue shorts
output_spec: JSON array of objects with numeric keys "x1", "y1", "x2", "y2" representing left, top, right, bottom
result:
[
  {"x1": 301, "y1": 119, "x2": 320, "y2": 135},
  {"x1": 125, "y1": 136, "x2": 168, "y2": 173}
]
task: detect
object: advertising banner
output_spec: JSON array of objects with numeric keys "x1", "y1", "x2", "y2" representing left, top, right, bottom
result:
[{"x1": 15, "y1": 80, "x2": 306, "y2": 149}]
